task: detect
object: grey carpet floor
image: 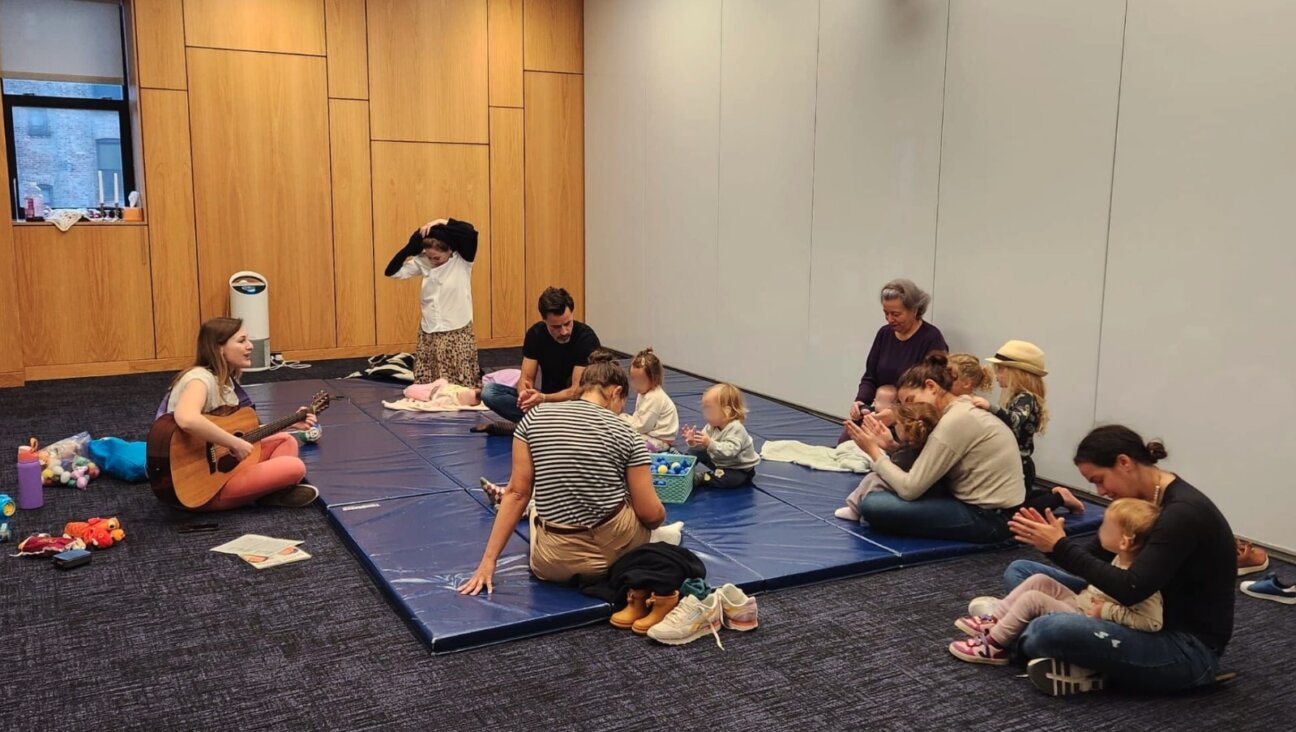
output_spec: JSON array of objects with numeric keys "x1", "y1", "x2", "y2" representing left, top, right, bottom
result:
[{"x1": 1, "y1": 351, "x2": 1291, "y2": 731}]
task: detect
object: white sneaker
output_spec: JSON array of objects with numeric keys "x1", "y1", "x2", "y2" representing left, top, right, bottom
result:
[
  {"x1": 647, "y1": 594, "x2": 724, "y2": 648},
  {"x1": 650, "y1": 521, "x2": 684, "y2": 546},
  {"x1": 1027, "y1": 658, "x2": 1106, "y2": 696},
  {"x1": 967, "y1": 596, "x2": 998, "y2": 618},
  {"x1": 714, "y1": 583, "x2": 758, "y2": 631}
]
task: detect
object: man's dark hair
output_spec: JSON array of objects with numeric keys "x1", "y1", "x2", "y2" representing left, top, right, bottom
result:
[{"x1": 538, "y1": 287, "x2": 575, "y2": 318}]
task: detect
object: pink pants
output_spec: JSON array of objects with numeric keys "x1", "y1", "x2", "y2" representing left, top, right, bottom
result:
[
  {"x1": 201, "y1": 433, "x2": 307, "y2": 511},
  {"x1": 989, "y1": 573, "x2": 1083, "y2": 647}
]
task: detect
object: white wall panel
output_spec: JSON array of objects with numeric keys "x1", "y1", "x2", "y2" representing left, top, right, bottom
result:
[
  {"x1": 1099, "y1": 0, "x2": 1296, "y2": 552},
  {"x1": 583, "y1": 0, "x2": 650, "y2": 348},
  {"x1": 641, "y1": 0, "x2": 723, "y2": 381},
  {"x1": 715, "y1": 0, "x2": 820, "y2": 402},
  {"x1": 805, "y1": 0, "x2": 948, "y2": 416},
  {"x1": 933, "y1": 0, "x2": 1125, "y2": 483}
]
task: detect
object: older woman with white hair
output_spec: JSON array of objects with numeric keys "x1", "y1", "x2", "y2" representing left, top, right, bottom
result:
[{"x1": 840, "y1": 279, "x2": 949, "y2": 441}]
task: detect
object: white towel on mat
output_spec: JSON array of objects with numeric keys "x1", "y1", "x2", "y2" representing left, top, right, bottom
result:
[{"x1": 759, "y1": 440, "x2": 872, "y2": 473}]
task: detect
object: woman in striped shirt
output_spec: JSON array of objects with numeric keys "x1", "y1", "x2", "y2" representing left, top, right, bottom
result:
[{"x1": 459, "y1": 356, "x2": 667, "y2": 592}]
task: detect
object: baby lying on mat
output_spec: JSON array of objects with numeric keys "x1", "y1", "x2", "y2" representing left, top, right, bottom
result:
[{"x1": 383, "y1": 379, "x2": 487, "y2": 412}]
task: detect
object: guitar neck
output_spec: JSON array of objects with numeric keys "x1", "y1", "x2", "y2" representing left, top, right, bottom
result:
[{"x1": 243, "y1": 410, "x2": 306, "y2": 444}]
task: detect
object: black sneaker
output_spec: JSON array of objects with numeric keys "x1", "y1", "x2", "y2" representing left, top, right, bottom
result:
[
  {"x1": 1027, "y1": 658, "x2": 1106, "y2": 696},
  {"x1": 257, "y1": 483, "x2": 319, "y2": 508}
]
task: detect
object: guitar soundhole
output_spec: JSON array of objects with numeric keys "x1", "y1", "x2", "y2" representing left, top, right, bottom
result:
[{"x1": 216, "y1": 454, "x2": 240, "y2": 473}]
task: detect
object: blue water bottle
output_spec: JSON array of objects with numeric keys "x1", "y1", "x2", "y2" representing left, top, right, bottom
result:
[{"x1": 17, "y1": 439, "x2": 43, "y2": 510}]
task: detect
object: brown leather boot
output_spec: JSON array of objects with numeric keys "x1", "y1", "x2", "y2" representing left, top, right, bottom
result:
[
  {"x1": 632, "y1": 591, "x2": 680, "y2": 635},
  {"x1": 610, "y1": 589, "x2": 650, "y2": 629}
]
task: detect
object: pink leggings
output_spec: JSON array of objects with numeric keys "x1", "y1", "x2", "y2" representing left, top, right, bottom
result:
[
  {"x1": 989, "y1": 573, "x2": 1083, "y2": 647},
  {"x1": 201, "y1": 433, "x2": 307, "y2": 511}
]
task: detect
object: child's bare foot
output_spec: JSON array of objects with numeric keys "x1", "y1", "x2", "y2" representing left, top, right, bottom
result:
[{"x1": 1053, "y1": 486, "x2": 1085, "y2": 514}]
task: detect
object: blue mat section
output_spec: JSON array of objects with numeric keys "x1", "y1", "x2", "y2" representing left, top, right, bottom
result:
[
  {"x1": 299, "y1": 422, "x2": 461, "y2": 507},
  {"x1": 245, "y1": 379, "x2": 373, "y2": 426},
  {"x1": 327, "y1": 492, "x2": 611, "y2": 653},
  {"x1": 667, "y1": 488, "x2": 897, "y2": 590},
  {"x1": 243, "y1": 375, "x2": 1106, "y2": 652},
  {"x1": 382, "y1": 422, "x2": 515, "y2": 487}
]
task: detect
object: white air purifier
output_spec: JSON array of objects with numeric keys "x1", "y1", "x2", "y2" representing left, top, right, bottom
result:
[{"x1": 229, "y1": 271, "x2": 272, "y2": 372}]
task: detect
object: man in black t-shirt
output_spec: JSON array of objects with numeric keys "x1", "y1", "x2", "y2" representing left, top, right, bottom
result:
[{"x1": 480, "y1": 287, "x2": 601, "y2": 424}]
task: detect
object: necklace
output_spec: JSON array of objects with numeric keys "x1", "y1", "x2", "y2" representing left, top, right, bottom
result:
[{"x1": 1152, "y1": 472, "x2": 1167, "y2": 506}]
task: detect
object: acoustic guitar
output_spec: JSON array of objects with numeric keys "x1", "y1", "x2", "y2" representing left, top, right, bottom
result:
[{"x1": 147, "y1": 391, "x2": 332, "y2": 509}]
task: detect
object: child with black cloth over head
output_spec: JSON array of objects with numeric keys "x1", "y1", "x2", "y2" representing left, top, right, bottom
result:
[{"x1": 383, "y1": 218, "x2": 481, "y2": 386}]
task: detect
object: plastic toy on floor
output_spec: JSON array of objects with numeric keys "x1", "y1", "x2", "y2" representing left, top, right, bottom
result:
[
  {"x1": 0, "y1": 494, "x2": 14, "y2": 542},
  {"x1": 14, "y1": 534, "x2": 86, "y2": 557},
  {"x1": 63, "y1": 517, "x2": 125, "y2": 549},
  {"x1": 38, "y1": 432, "x2": 101, "y2": 489}
]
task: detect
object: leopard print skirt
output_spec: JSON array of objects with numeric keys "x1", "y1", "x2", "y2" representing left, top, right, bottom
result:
[{"x1": 414, "y1": 322, "x2": 481, "y2": 387}]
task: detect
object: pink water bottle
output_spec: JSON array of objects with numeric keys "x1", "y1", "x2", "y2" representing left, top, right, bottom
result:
[{"x1": 17, "y1": 439, "x2": 43, "y2": 510}]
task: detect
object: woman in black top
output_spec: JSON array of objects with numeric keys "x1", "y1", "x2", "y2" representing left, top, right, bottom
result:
[{"x1": 1003, "y1": 426, "x2": 1235, "y2": 695}]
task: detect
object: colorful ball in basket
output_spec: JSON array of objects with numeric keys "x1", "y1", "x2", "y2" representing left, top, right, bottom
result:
[{"x1": 650, "y1": 452, "x2": 697, "y2": 504}]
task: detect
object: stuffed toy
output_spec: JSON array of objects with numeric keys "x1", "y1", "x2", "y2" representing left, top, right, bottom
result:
[
  {"x1": 63, "y1": 517, "x2": 125, "y2": 549},
  {"x1": 14, "y1": 534, "x2": 86, "y2": 557}
]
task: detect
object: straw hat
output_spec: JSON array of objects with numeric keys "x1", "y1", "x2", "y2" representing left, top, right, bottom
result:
[{"x1": 986, "y1": 340, "x2": 1047, "y2": 377}]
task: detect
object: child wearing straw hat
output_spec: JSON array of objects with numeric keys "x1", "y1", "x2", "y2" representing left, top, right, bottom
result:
[{"x1": 974, "y1": 340, "x2": 1084, "y2": 514}]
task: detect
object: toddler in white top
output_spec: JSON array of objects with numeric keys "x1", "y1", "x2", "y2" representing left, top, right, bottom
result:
[{"x1": 620, "y1": 348, "x2": 679, "y2": 452}]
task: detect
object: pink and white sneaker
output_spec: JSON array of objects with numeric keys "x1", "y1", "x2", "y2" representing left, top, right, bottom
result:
[
  {"x1": 949, "y1": 635, "x2": 1009, "y2": 666},
  {"x1": 954, "y1": 614, "x2": 998, "y2": 637}
]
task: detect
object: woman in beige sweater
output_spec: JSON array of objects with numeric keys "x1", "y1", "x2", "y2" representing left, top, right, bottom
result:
[{"x1": 845, "y1": 353, "x2": 1024, "y2": 543}]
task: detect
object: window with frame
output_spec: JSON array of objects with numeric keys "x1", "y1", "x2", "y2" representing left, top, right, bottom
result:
[{"x1": 1, "y1": 0, "x2": 134, "y2": 213}]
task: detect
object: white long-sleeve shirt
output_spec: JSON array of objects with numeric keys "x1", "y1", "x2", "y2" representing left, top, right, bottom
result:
[
  {"x1": 620, "y1": 387, "x2": 679, "y2": 446},
  {"x1": 389, "y1": 252, "x2": 474, "y2": 333}
]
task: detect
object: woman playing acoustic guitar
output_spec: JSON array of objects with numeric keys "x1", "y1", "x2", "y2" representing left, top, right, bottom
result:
[{"x1": 153, "y1": 317, "x2": 318, "y2": 510}]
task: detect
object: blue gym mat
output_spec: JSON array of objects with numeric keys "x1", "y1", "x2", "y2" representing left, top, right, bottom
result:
[{"x1": 259, "y1": 369, "x2": 1103, "y2": 652}]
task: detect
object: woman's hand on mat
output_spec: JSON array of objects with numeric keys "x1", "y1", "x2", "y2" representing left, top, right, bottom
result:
[
  {"x1": 517, "y1": 388, "x2": 544, "y2": 411},
  {"x1": 458, "y1": 560, "x2": 495, "y2": 596},
  {"x1": 419, "y1": 218, "x2": 449, "y2": 237},
  {"x1": 970, "y1": 396, "x2": 991, "y2": 410},
  {"x1": 1008, "y1": 507, "x2": 1066, "y2": 552},
  {"x1": 229, "y1": 438, "x2": 254, "y2": 461}
]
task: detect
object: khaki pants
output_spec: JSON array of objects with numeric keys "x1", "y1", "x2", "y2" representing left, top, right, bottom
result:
[{"x1": 529, "y1": 503, "x2": 651, "y2": 583}]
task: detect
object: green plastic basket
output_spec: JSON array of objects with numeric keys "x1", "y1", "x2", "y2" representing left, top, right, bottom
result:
[{"x1": 650, "y1": 453, "x2": 696, "y2": 504}]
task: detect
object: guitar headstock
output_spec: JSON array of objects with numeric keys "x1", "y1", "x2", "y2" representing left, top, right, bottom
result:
[{"x1": 307, "y1": 391, "x2": 333, "y2": 415}]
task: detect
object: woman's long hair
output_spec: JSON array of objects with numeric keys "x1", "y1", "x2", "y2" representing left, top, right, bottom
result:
[{"x1": 172, "y1": 317, "x2": 244, "y2": 390}]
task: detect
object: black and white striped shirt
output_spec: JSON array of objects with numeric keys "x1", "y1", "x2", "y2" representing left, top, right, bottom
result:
[{"x1": 515, "y1": 399, "x2": 650, "y2": 526}]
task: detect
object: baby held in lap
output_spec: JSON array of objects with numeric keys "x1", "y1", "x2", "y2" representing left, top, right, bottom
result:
[
  {"x1": 835, "y1": 402, "x2": 941, "y2": 522},
  {"x1": 948, "y1": 498, "x2": 1163, "y2": 666}
]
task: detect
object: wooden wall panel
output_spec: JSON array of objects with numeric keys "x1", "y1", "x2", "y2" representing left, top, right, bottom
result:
[
  {"x1": 184, "y1": 0, "x2": 326, "y2": 55},
  {"x1": 524, "y1": 72, "x2": 584, "y2": 318},
  {"x1": 326, "y1": 0, "x2": 369, "y2": 99},
  {"x1": 524, "y1": 0, "x2": 582, "y2": 73},
  {"x1": 330, "y1": 99, "x2": 377, "y2": 347},
  {"x1": 371, "y1": 143, "x2": 492, "y2": 344},
  {"x1": 140, "y1": 89, "x2": 201, "y2": 359},
  {"x1": 15, "y1": 226, "x2": 156, "y2": 366},
  {"x1": 490, "y1": 108, "x2": 526, "y2": 337},
  {"x1": 188, "y1": 49, "x2": 337, "y2": 351},
  {"x1": 132, "y1": 0, "x2": 187, "y2": 89},
  {"x1": 489, "y1": 0, "x2": 524, "y2": 107},
  {"x1": 368, "y1": 0, "x2": 488, "y2": 143},
  {"x1": 0, "y1": 119, "x2": 22, "y2": 374}
]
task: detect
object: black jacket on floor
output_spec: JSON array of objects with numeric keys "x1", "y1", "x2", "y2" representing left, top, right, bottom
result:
[{"x1": 579, "y1": 543, "x2": 706, "y2": 606}]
